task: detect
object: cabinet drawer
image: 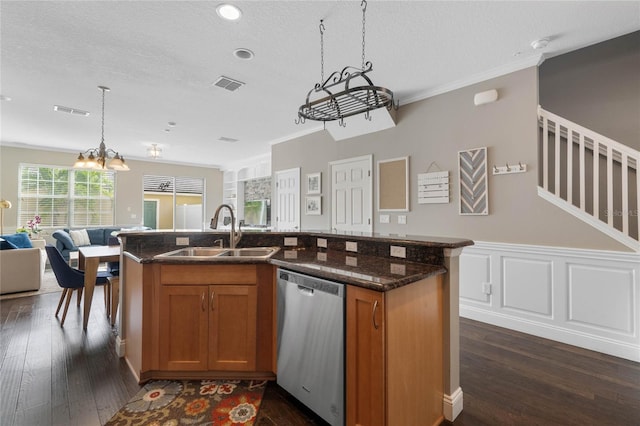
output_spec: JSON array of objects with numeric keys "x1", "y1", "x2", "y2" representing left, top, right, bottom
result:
[{"x1": 160, "y1": 264, "x2": 257, "y2": 285}]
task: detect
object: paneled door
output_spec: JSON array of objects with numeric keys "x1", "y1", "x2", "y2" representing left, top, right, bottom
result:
[
  {"x1": 330, "y1": 155, "x2": 372, "y2": 232},
  {"x1": 275, "y1": 168, "x2": 300, "y2": 230}
]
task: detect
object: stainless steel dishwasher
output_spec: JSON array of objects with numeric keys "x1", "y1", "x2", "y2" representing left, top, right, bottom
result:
[{"x1": 277, "y1": 268, "x2": 344, "y2": 426}]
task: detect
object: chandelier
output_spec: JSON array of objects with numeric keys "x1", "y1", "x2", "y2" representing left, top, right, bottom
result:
[
  {"x1": 73, "y1": 86, "x2": 129, "y2": 171},
  {"x1": 296, "y1": 0, "x2": 396, "y2": 127},
  {"x1": 147, "y1": 143, "x2": 162, "y2": 159}
]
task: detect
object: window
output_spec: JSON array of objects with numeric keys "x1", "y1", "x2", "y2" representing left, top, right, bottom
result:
[
  {"x1": 18, "y1": 164, "x2": 115, "y2": 229},
  {"x1": 143, "y1": 175, "x2": 204, "y2": 230}
]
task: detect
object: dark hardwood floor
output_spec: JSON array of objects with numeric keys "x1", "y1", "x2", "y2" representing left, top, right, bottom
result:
[{"x1": 1, "y1": 289, "x2": 638, "y2": 425}]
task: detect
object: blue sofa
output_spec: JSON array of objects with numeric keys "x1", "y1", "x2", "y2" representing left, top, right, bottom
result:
[{"x1": 52, "y1": 227, "x2": 121, "y2": 261}]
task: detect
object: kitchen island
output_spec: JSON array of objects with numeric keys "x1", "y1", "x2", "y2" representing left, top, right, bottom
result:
[{"x1": 116, "y1": 230, "x2": 472, "y2": 425}]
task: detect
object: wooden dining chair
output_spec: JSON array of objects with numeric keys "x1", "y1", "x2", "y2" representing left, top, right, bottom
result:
[{"x1": 45, "y1": 245, "x2": 113, "y2": 326}]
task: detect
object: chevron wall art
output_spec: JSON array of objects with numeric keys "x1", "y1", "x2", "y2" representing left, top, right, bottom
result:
[{"x1": 458, "y1": 147, "x2": 488, "y2": 215}]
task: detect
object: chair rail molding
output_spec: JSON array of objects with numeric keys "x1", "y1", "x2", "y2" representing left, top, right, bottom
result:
[{"x1": 460, "y1": 241, "x2": 640, "y2": 362}]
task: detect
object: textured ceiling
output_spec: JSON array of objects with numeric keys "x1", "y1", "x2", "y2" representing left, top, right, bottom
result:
[{"x1": 1, "y1": 1, "x2": 639, "y2": 169}]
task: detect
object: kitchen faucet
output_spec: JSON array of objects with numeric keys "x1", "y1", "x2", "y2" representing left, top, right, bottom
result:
[{"x1": 210, "y1": 204, "x2": 242, "y2": 249}]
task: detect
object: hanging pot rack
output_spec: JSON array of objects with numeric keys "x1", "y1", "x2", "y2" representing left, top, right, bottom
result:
[{"x1": 296, "y1": 0, "x2": 396, "y2": 127}]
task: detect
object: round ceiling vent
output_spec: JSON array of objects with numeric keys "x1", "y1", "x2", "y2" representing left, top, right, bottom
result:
[{"x1": 234, "y1": 48, "x2": 254, "y2": 60}]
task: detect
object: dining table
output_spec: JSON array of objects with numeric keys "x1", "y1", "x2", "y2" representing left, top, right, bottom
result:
[{"x1": 78, "y1": 245, "x2": 121, "y2": 330}]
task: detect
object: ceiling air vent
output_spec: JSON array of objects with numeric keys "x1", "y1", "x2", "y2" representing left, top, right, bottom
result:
[
  {"x1": 53, "y1": 105, "x2": 90, "y2": 116},
  {"x1": 218, "y1": 136, "x2": 238, "y2": 143},
  {"x1": 212, "y1": 76, "x2": 244, "y2": 92}
]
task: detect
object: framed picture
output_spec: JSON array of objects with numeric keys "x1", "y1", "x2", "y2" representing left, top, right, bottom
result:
[
  {"x1": 307, "y1": 172, "x2": 321, "y2": 194},
  {"x1": 377, "y1": 156, "x2": 409, "y2": 211},
  {"x1": 458, "y1": 147, "x2": 488, "y2": 215},
  {"x1": 305, "y1": 196, "x2": 322, "y2": 215}
]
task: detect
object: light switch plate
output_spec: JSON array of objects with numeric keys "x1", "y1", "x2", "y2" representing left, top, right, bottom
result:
[
  {"x1": 346, "y1": 256, "x2": 358, "y2": 267},
  {"x1": 379, "y1": 214, "x2": 390, "y2": 223},
  {"x1": 346, "y1": 241, "x2": 358, "y2": 252},
  {"x1": 398, "y1": 215, "x2": 407, "y2": 224},
  {"x1": 176, "y1": 237, "x2": 189, "y2": 246},
  {"x1": 317, "y1": 238, "x2": 327, "y2": 248}
]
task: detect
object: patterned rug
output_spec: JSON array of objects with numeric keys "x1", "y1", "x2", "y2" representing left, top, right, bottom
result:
[{"x1": 105, "y1": 379, "x2": 267, "y2": 426}]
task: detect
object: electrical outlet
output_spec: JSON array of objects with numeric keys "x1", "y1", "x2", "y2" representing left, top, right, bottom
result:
[
  {"x1": 317, "y1": 252, "x2": 327, "y2": 262},
  {"x1": 482, "y1": 283, "x2": 492, "y2": 295},
  {"x1": 346, "y1": 241, "x2": 358, "y2": 252},
  {"x1": 284, "y1": 237, "x2": 298, "y2": 246},
  {"x1": 176, "y1": 237, "x2": 189, "y2": 246},
  {"x1": 346, "y1": 256, "x2": 358, "y2": 267},
  {"x1": 398, "y1": 215, "x2": 407, "y2": 225},
  {"x1": 317, "y1": 238, "x2": 327, "y2": 248},
  {"x1": 390, "y1": 245, "x2": 406, "y2": 258},
  {"x1": 379, "y1": 214, "x2": 390, "y2": 223}
]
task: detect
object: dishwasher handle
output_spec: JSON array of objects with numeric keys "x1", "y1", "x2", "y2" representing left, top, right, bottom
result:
[{"x1": 297, "y1": 285, "x2": 314, "y2": 296}]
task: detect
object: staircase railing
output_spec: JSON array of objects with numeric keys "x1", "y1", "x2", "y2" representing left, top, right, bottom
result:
[{"x1": 538, "y1": 106, "x2": 639, "y2": 251}]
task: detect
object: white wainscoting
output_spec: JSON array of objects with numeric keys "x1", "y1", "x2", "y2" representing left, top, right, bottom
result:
[{"x1": 460, "y1": 241, "x2": 640, "y2": 362}]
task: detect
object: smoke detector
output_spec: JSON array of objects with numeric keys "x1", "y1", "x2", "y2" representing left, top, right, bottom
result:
[{"x1": 531, "y1": 38, "x2": 550, "y2": 50}]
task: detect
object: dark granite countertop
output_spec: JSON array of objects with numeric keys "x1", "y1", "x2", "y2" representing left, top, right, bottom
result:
[
  {"x1": 124, "y1": 246, "x2": 446, "y2": 292},
  {"x1": 269, "y1": 248, "x2": 446, "y2": 291}
]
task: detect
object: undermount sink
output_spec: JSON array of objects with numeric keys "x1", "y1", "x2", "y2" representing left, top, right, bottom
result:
[
  {"x1": 218, "y1": 248, "x2": 277, "y2": 257},
  {"x1": 154, "y1": 246, "x2": 279, "y2": 260},
  {"x1": 156, "y1": 247, "x2": 228, "y2": 258}
]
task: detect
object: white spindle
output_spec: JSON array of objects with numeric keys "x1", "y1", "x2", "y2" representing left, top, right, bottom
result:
[
  {"x1": 592, "y1": 139, "x2": 599, "y2": 220},
  {"x1": 567, "y1": 130, "x2": 573, "y2": 204},
  {"x1": 555, "y1": 124, "x2": 561, "y2": 195},
  {"x1": 543, "y1": 116, "x2": 549, "y2": 190},
  {"x1": 607, "y1": 145, "x2": 613, "y2": 226},
  {"x1": 621, "y1": 153, "x2": 629, "y2": 235},
  {"x1": 579, "y1": 134, "x2": 586, "y2": 211}
]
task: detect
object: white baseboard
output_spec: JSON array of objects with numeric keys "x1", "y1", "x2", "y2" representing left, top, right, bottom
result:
[
  {"x1": 460, "y1": 241, "x2": 640, "y2": 362},
  {"x1": 116, "y1": 336, "x2": 126, "y2": 358},
  {"x1": 443, "y1": 387, "x2": 464, "y2": 421}
]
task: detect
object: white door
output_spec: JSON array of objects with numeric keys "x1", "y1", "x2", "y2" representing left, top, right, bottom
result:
[
  {"x1": 275, "y1": 168, "x2": 300, "y2": 230},
  {"x1": 330, "y1": 155, "x2": 372, "y2": 232}
]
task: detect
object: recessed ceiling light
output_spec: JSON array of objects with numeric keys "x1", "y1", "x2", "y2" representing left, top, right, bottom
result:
[
  {"x1": 234, "y1": 48, "x2": 254, "y2": 60},
  {"x1": 216, "y1": 4, "x2": 242, "y2": 21},
  {"x1": 168, "y1": 121, "x2": 176, "y2": 127}
]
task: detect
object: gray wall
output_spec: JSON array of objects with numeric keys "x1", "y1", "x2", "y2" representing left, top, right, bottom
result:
[
  {"x1": 540, "y1": 31, "x2": 640, "y2": 150},
  {"x1": 273, "y1": 66, "x2": 630, "y2": 251},
  {"x1": 0, "y1": 145, "x2": 223, "y2": 231}
]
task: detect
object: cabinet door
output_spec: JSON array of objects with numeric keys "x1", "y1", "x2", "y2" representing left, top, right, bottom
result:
[
  {"x1": 346, "y1": 286, "x2": 385, "y2": 426},
  {"x1": 209, "y1": 285, "x2": 257, "y2": 371},
  {"x1": 159, "y1": 285, "x2": 209, "y2": 371}
]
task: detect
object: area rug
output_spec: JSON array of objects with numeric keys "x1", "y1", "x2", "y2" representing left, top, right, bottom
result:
[
  {"x1": 0, "y1": 270, "x2": 62, "y2": 300},
  {"x1": 105, "y1": 379, "x2": 267, "y2": 426}
]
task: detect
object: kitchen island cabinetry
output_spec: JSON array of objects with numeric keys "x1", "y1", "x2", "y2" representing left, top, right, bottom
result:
[
  {"x1": 122, "y1": 257, "x2": 274, "y2": 382},
  {"x1": 158, "y1": 284, "x2": 257, "y2": 372},
  {"x1": 347, "y1": 274, "x2": 444, "y2": 426}
]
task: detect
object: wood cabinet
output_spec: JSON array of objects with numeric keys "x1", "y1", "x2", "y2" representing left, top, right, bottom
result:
[
  {"x1": 158, "y1": 284, "x2": 257, "y2": 372},
  {"x1": 346, "y1": 286, "x2": 385, "y2": 426},
  {"x1": 346, "y1": 274, "x2": 444, "y2": 426},
  {"x1": 123, "y1": 259, "x2": 275, "y2": 383}
]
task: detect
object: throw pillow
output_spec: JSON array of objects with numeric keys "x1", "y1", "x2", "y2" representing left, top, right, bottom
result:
[
  {"x1": 0, "y1": 233, "x2": 33, "y2": 248},
  {"x1": 52, "y1": 230, "x2": 77, "y2": 250},
  {"x1": 69, "y1": 229, "x2": 91, "y2": 247},
  {"x1": 0, "y1": 237, "x2": 17, "y2": 250}
]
